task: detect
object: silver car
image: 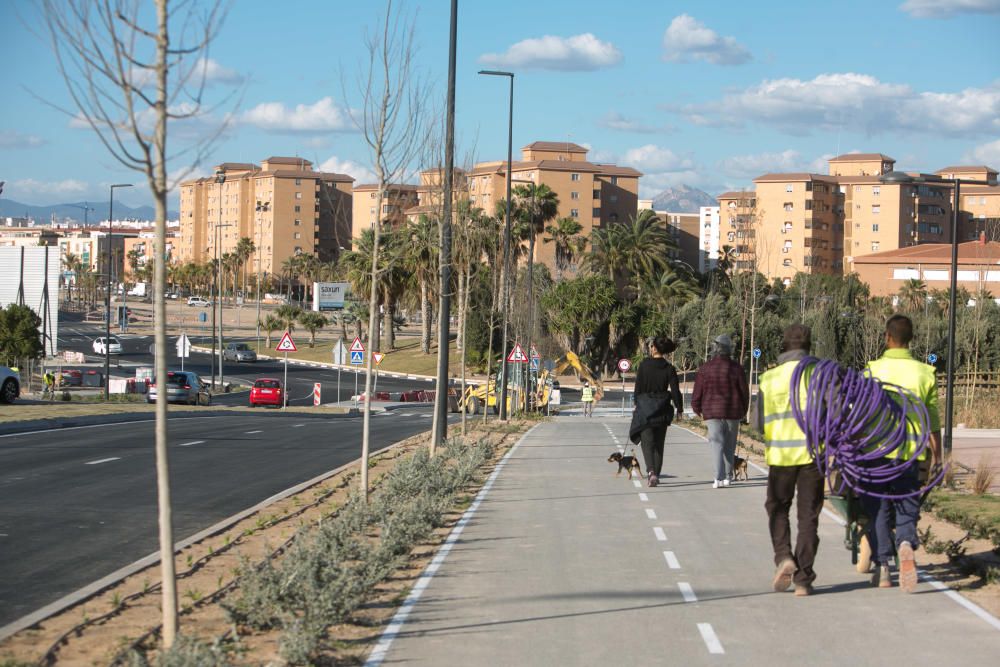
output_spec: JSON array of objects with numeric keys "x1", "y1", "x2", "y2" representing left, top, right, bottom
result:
[
  {"x1": 223, "y1": 342, "x2": 257, "y2": 363},
  {"x1": 0, "y1": 366, "x2": 20, "y2": 404},
  {"x1": 148, "y1": 371, "x2": 211, "y2": 405}
]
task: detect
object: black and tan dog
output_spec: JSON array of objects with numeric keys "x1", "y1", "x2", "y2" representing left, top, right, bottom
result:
[
  {"x1": 732, "y1": 455, "x2": 749, "y2": 481},
  {"x1": 608, "y1": 451, "x2": 643, "y2": 480}
]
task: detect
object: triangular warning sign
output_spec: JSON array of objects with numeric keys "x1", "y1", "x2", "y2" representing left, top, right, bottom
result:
[
  {"x1": 275, "y1": 331, "x2": 297, "y2": 352},
  {"x1": 506, "y1": 343, "x2": 529, "y2": 363},
  {"x1": 349, "y1": 336, "x2": 366, "y2": 353},
  {"x1": 373, "y1": 351, "x2": 384, "y2": 366}
]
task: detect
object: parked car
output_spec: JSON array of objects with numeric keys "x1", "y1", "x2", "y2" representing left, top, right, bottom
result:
[
  {"x1": 187, "y1": 296, "x2": 211, "y2": 307},
  {"x1": 0, "y1": 366, "x2": 20, "y2": 404},
  {"x1": 93, "y1": 336, "x2": 123, "y2": 355},
  {"x1": 60, "y1": 369, "x2": 83, "y2": 387},
  {"x1": 223, "y1": 342, "x2": 257, "y2": 363},
  {"x1": 148, "y1": 371, "x2": 211, "y2": 405},
  {"x1": 249, "y1": 378, "x2": 284, "y2": 408}
]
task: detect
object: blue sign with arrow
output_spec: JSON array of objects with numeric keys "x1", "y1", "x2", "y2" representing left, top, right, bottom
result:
[
  {"x1": 928, "y1": 353, "x2": 938, "y2": 364},
  {"x1": 753, "y1": 348, "x2": 762, "y2": 359}
]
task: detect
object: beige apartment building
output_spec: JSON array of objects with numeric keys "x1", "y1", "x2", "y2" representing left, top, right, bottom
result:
[
  {"x1": 350, "y1": 183, "x2": 420, "y2": 240},
  {"x1": 178, "y1": 157, "x2": 353, "y2": 277},
  {"x1": 467, "y1": 141, "x2": 640, "y2": 274}
]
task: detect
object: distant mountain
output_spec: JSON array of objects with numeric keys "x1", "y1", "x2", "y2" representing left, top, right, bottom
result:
[
  {"x1": 0, "y1": 198, "x2": 178, "y2": 224},
  {"x1": 650, "y1": 185, "x2": 717, "y2": 213}
]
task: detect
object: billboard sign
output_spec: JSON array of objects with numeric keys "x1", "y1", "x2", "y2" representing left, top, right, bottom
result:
[{"x1": 313, "y1": 282, "x2": 349, "y2": 311}]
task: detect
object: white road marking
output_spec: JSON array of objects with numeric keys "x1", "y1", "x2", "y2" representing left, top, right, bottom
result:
[
  {"x1": 697, "y1": 623, "x2": 725, "y2": 654},
  {"x1": 663, "y1": 551, "x2": 681, "y2": 569},
  {"x1": 638, "y1": 493, "x2": 649, "y2": 502},
  {"x1": 85, "y1": 457, "x2": 120, "y2": 465},
  {"x1": 292, "y1": 424, "x2": 305, "y2": 428},
  {"x1": 645, "y1": 508, "x2": 657, "y2": 519},
  {"x1": 678, "y1": 582, "x2": 697, "y2": 602},
  {"x1": 245, "y1": 430, "x2": 262, "y2": 434},
  {"x1": 632, "y1": 479, "x2": 642, "y2": 488},
  {"x1": 178, "y1": 440, "x2": 204, "y2": 447},
  {"x1": 653, "y1": 527, "x2": 667, "y2": 541}
]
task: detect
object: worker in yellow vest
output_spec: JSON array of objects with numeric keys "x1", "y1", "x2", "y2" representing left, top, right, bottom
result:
[
  {"x1": 753, "y1": 324, "x2": 823, "y2": 597},
  {"x1": 861, "y1": 315, "x2": 941, "y2": 592},
  {"x1": 581, "y1": 380, "x2": 595, "y2": 418}
]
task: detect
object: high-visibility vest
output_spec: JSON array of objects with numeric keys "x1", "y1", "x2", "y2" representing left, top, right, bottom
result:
[
  {"x1": 759, "y1": 359, "x2": 814, "y2": 467},
  {"x1": 866, "y1": 348, "x2": 940, "y2": 461},
  {"x1": 582, "y1": 386, "x2": 594, "y2": 402}
]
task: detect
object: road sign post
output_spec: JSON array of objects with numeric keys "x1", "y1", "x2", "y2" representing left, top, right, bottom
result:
[
  {"x1": 372, "y1": 351, "x2": 384, "y2": 396},
  {"x1": 617, "y1": 358, "x2": 632, "y2": 417},
  {"x1": 275, "y1": 331, "x2": 297, "y2": 408},
  {"x1": 176, "y1": 333, "x2": 191, "y2": 372},
  {"x1": 333, "y1": 338, "x2": 348, "y2": 404},
  {"x1": 350, "y1": 336, "x2": 365, "y2": 408}
]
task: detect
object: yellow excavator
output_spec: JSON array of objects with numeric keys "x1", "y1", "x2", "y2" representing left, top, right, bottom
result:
[{"x1": 457, "y1": 351, "x2": 603, "y2": 414}]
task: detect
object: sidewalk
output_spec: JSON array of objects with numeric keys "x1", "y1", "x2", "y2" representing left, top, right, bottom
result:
[{"x1": 371, "y1": 417, "x2": 1000, "y2": 666}]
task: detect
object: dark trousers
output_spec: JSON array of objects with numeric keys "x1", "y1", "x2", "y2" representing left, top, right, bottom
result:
[
  {"x1": 640, "y1": 426, "x2": 667, "y2": 476},
  {"x1": 861, "y1": 459, "x2": 921, "y2": 565},
  {"x1": 765, "y1": 463, "x2": 825, "y2": 586}
]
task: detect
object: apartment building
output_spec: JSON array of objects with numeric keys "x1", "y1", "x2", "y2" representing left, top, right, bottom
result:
[
  {"x1": 467, "y1": 141, "x2": 641, "y2": 275},
  {"x1": 178, "y1": 158, "x2": 353, "y2": 276},
  {"x1": 122, "y1": 233, "x2": 177, "y2": 278},
  {"x1": 717, "y1": 190, "x2": 758, "y2": 274},
  {"x1": 350, "y1": 183, "x2": 420, "y2": 240},
  {"x1": 698, "y1": 206, "x2": 720, "y2": 274},
  {"x1": 960, "y1": 184, "x2": 1000, "y2": 240},
  {"x1": 851, "y1": 240, "x2": 1000, "y2": 297}
]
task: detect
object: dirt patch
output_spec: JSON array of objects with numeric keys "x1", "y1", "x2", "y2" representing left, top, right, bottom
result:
[{"x1": 0, "y1": 419, "x2": 531, "y2": 665}]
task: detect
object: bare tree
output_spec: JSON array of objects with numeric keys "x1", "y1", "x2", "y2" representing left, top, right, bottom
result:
[
  {"x1": 352, "y1": 0, "x2": 426, "y2": 499},
  {"x1": 41, "y1": 0, "x2": 230, "y2": 648}
]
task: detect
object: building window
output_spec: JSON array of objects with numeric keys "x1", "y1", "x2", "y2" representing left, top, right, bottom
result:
[
  {"x1": 786, "y1": 184, "x2": 793, "y2": 193},
  {"x1": 783, "y1": 259, "x2": 792, "y2": 267},
  {"x1": 570, "y1": 209, "x2": 579, "y2": 218},
  {"x1": 611, "y1": 176, "x2": 618, "y2": 185},
  {"x1": 370, "y1": 192, "x2": 376, "y2": 198},
  {"x1": 295, "y1": 192, "x2": 302, "y2": 200},
  {"x1": 294, "y1": 219, "x2": 301, "y2": 226},
  {"x1": 872, "y1": 186, "x2": 880, "y2": 196},
  {"x1": 871, "y1": 241, "x2": 880, "y2": 252},
  {"x1": 784, "y1": 202, "x2": 793, "y2": 211},
  {"x1": 593, "y1": 190, "x2": 600, "y2": 199},
  {"x1": 872, "y1": 223, "x2": 879, "y2": 232},
  {"x1": 571, "y1": 191, "x2": 579, "y2": 200},
  {"x1": 571, "y1": 173, "x2": 580, "y2": 181},
  {"x1": 294, "y1": 246, "x2": 302, "y2": 254},
  {"x1": 592, "y1": 208, "x2": 600, "y2": 217},
  {"x1": 294, "y1": 205, "x2": 301, "y2": 213},
  {"x1": 294, "y1": 232, "x2": 301, "y2": 239},
  {"x1": 610, "y1": 195, "x2": 618, "y2": 203},
  {"x1": 872, "y1": 205, "x2": 880, "y2": 215},
  {"x1": 295, "y1": 178, "x2": 301, "y2": 185}
]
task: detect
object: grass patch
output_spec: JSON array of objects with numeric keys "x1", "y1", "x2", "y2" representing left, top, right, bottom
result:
[
  {"x1": 924, "y1": 489, "x2": 1000, "y2": 547},
  {"x1": 271, "y1": 336, "x2": 464, "y2": 377}
]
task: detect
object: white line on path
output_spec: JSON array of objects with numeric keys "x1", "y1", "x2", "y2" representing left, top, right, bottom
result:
[
  {"x1": 653, "y1": 527, "x2": 667, "y2": 541},
  {"x1": 645, "y1": 508, "x2": 657, "y2": 520},
  {"x1": 663, "y1": 551, "x2": 681, "y2": 569},
  {"x1": 178, "y1": 440, "x2": 204, "y2": 447},
  {"x1": 245, "y1": 430, "x2": 262, "y2": 434},
  {"x1": 292, "y1": 424, "x2": 305, "y2": 428},
  {"x1": 85, "y1": 457, "x2": 120, "y2": 465},
  {"x1": 697, "y1": 623, "x2": 725, "y2": 654},
  {"x1": 678, "y1": 582, "x2": 698, "y2": 603},
  {"x1": 632, "y1": 479, "x2": 642, "y2": 488},
  {"x1": 638, "y1": 493, "x2": 649, "y2": 502}
]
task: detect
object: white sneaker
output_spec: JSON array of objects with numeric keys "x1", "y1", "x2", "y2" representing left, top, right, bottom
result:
[
  {"x1": 722, "y1": 479, "x2": 731, "y2": 487},
  {"x1": 712, "y1": 480, "x2": 720, "y2": 489}
]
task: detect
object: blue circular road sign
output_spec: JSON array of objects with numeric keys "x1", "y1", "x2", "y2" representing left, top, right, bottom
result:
[
  {"x1": 752, "y1": 348, "x2": 762, "y2": 359},
  {"x1": 928, "y1": 353, "x2": 938, "y2": 364}
]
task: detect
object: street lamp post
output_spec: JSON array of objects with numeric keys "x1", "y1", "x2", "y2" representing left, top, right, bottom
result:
[
  {"x1": 479, "y1": 69, "x2": 515, "y2": 420},
  {"x1": 254, "y1": 200, "x2": 270, "y2": 352},
  {"x1": 880, "y1": 170, "x2": 998, "y2": 458},
  {"x1": 213, "y1": 170, "x2": 232, "y2": 390},
  {"x1": 512, "y1": 178, "x2": 537, "y2": 413},
  {"x1": 104, "y1": 183, "x2": 132, "y2": 399}
]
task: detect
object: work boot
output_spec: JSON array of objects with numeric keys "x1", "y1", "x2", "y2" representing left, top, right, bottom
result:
[
  {"x1": 872, "y1": 564, "x2": 892, "y2": 588},
  {"x1": 898, "y1": 541, "x2": 918, "y2": 593},
  {"x1": 772, "y1": 558, "x2": 795, "y2": 592}
]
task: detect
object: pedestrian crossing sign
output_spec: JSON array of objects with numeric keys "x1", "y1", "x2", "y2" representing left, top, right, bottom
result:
[
  {"x1": 530, "y1": 357, "x2": 539, "y2": 371},
  {"x1": 350, "y1": 350, "x2": 364, "y2": 365},
  {"x1": 506, "y1": 343, "x2": 528, "y2": 363},
  {"x1": 350, "y1": 336, "x2": 365, "y2": 353}
]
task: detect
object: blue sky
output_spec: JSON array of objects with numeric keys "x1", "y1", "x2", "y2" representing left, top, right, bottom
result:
[{"x1": 1, "y1": 0, "x2": 999, "y2": 211}]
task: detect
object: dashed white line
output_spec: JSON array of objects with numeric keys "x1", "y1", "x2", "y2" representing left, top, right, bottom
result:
[
  {"x1": 85, "y1": 457, "x2": 120, "y2": 465},
  {"x1": 697, "y1": 623, "x2": 725, "y2": 654},
  {"x1": 178, "y1": 440, "x2": 204, "y2": 447},
  {"x1": 663, "y1": 551, "x2": 681, "y2": 569},
  {"x1": 292, "y1": 424, "x2": 305, "y2": 428},
  {"x1": 245, "y1": 430, "x2": 262, "y2": 434},
  {"x1": 678, "y1": 582, "x2": 698, "y2": 602},
  {"x1": 653, "y1": 527, "x2": 667, "y2": 541},
  {"x1": 632, "y1": 479, "x2": 642, "y2": 488},
  {"x1": 645, "y1": 508, "x2": 657, "y2": 520},
  {"x1": 638, "y1": 493, "x2": 649, "y2": 502}
]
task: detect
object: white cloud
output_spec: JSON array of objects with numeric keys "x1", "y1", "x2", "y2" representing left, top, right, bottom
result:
[
  {"x1": 963, "y1": 138, "x2": 1000, "y2": 166},
  {"x1": 0, "y1": 130, "x2": 45, "y2": 149},
  {"x1": 319, "y1": 156, "x2": 375, "y2": 183},
  {"x1": 900, "y1": 0, "x2": 1000, "y2": 18},
  {"x1": 195, "y1": 58, "x2": 245, "y2": 85},
  {"x1": 717, "y1": 150, "x2": 803, "y2": 178},
  {"x1": 479, "y1": 33, "x2": 622, "y2": 71},
  {"x1": 6, "y1": 178, "x2": 89, "y2": 199},
  {"x1": 667, "y1": 73, "x2": 1000, "y2": 137},
  {"x1": 598, "y1": 112, "x2": 669, "y2": 134},
  {"x1": 662, "y1": 14, "x2": 751, "y2": 65},
  {"x1": 621, "y1": 144, "x2": 694, "y2": 172},
  {"x1": 242, "y1": 97, "x2": 355, "y2": 134}
]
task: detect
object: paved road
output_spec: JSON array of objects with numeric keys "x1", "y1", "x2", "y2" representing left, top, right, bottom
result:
[
  {"x1": 0, "y1": 408, "x2": 448, "y2": 627},
  {"x1": 372, "y1": 418, "x2": 1000, "y2": 666}
]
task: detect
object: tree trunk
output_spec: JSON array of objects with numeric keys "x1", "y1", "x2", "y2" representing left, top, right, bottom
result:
[{"x1": 420, "y1": 279, "x2": 430, "y2": 354}]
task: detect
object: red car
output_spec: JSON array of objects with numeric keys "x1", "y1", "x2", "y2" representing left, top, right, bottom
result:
[{"x1": 249, "y1": 378, "x2": 284, "y2": 408}]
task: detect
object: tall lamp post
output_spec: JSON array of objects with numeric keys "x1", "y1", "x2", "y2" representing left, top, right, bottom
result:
[
  {"x1": 879, "y1": 170, "x2": 998, "y2": 459},
  {"x1": 212, "y1": 170, "x2": 233, "y2": 389},
  {"x1": 254, "y1": 199, "x2": 270, "y2": 351},
  {"x1": 511, "y1": 178, "x2": 536, "y2": 413},
  {"x1": 104, "y1": 183, "x2": 132, "y2": 399},
  {"x1": 479, "y1": 68, "x2": 515, "y2": 420}
]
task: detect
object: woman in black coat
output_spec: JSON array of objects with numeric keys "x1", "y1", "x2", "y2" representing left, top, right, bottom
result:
[{"x1": 629, "y1": 336, "x2": 684, "y2": 487}]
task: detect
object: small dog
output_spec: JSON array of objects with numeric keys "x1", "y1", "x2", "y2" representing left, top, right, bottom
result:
[
  {"x1": 732, "y1": 455, "x2": 749, "y2": 481},
  {"x1": 608, "y1": 451, "x2": 643, "y2": 480}
]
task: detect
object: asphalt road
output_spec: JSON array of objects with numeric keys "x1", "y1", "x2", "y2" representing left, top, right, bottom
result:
[
  {"x1": 0, "y1": 408, "x2": 450, "y2": 627},
  {"x1": 374, "y1": 418, "x2": 1000, "y2": 665}
]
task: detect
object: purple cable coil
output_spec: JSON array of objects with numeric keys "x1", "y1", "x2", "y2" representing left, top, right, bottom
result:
[{"x1": 789, "y1": 357, "x2": 947, "y2": 500}]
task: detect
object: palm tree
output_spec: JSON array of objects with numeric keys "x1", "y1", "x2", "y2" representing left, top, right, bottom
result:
[
  {"x1": 621, "y1": 210, "x2": 675, "y2": 299},
  {"x1": 275, "y1": 304, "x2": 302, "y2": 333},
  {"x1": 897, "y1": 278, "x2": 927, "y2": 313},
  {"x1": 298, "y1": 311, "x2": 328, "y2": 348},
  {"x1": 260, "y1": 313, "x2": 282, "y2": 347},
  {"x1": 543, "y1": 216, "x2": 587, "y2": 280},
  {"x1": 585, "y1": 223, "x2": 629, "y2": 283},
  {"x1": 406, "y1": 215, "x2": 439, "y2": 354},
  {"x1": 235, "y1": 237, "x2": 255, "y2": 300}
]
